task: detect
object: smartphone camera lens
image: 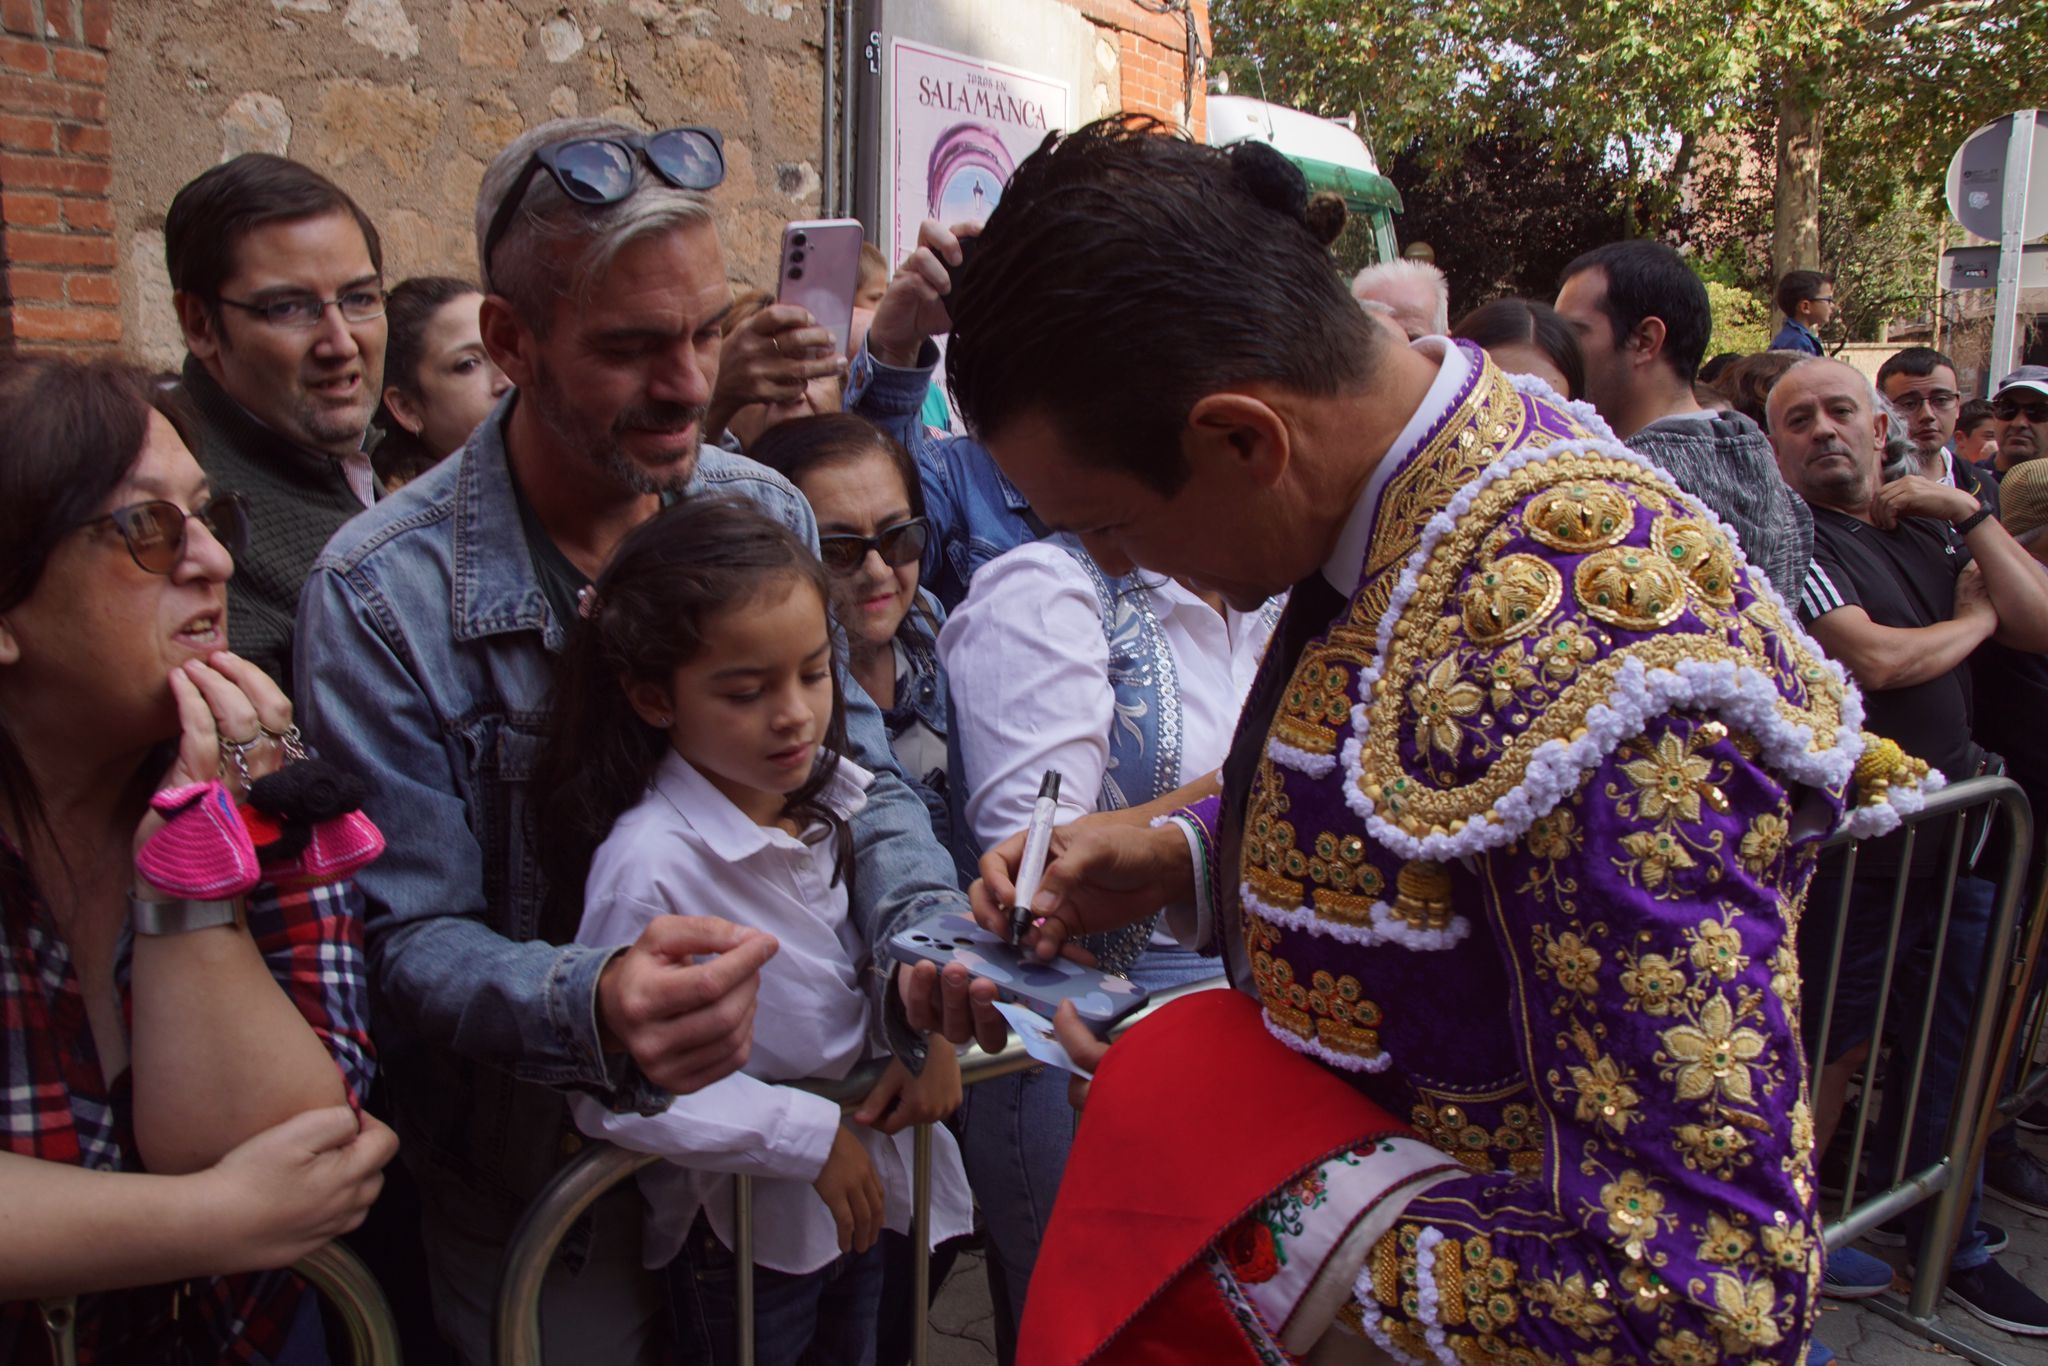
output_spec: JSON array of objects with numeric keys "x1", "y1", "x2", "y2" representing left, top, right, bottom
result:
[
  {"x1": 790, "y1": 231, "x2": 808, "y2": 247},
  {"x1": 789, "y1": 248, "x2": 805, "y2": 264},
  {"x1": 788, "y1": 266, "x2": 803, "y2": 280}
]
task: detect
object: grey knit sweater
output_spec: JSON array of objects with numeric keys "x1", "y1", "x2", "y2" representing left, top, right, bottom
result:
[
  {"x1": 1626, "y1": 409, "x2": 1813, "y2": 607},
  {"x1": 177, "y1": 356, "x2": 372, "y2": 696}
]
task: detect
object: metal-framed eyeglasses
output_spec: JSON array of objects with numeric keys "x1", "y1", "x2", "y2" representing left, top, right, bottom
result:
[
  {"x1": 481, "y1": 126, "x2": 726, "y2": 287},
  {"x1": 80, "y1": 493, "x2": 251, "y2": 574},
  {"x1": 818, "y1": 518, "x2": 930, "y2": 574},
  {"x1": 216, "y1": 286, "x2": 387, "y2": 330},
  {"x1": 1889, "y1": 389, "x2": 1961, "y2": 414}
]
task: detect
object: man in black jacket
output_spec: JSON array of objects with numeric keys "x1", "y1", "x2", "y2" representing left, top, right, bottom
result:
[{"x1": 166, "y1": 153, "x2": 389, "y2": 693}]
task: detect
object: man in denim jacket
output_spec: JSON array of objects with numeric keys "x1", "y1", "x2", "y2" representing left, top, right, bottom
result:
[{"x1": 295, "y1": 120, "x2": 985, "y2": 1364}]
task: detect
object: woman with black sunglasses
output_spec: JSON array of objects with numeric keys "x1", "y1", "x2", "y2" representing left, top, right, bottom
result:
[
  {"x1": 749, "y1": 415, "x2": 951, "y2": 860},
  {"x1": 0, "y1": 356, "x2": 395, "y2": 1364}
]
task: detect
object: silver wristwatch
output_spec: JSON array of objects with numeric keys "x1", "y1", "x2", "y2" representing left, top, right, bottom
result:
[{"x1": 128, "y1": 895, "x2": 239, "y2": 936}]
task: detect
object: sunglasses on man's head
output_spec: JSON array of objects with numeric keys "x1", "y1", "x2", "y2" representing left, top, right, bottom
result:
[
  {"x1": 1996, "y1": 396, "x2": 2048, "y2": 424},
  {"x1": 482, "y1": 127, "x2": 725, "y2": 287},
  {"x1": 818, "y1": 518, "x2": 929, "y2": 574},
  {"x1": 85, "y1": 493, "x2": 250, "y2": 574}
]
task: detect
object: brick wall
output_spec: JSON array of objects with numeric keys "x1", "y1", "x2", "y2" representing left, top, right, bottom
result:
[
  {"x1": 0, "y1": 0, "x2": 115, "y2": 351},
  {"x1": 1, "y1": 0, "x2": 1208, "y2": 362}
]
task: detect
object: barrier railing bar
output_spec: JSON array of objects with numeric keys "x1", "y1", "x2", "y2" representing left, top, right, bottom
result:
[
  {"x1": 1902, "y1": 781, "x2": 2031, "y2": 1320},
  {"x1": 493, "y1": 977, "x2": 1229, "y2": 1364},
  {"x1": 1836, "y1": 821, "x2": 1917, "y2": 1224},
  {"x1": 1807, "y1": 841, "x2": 1860, "y2": 1112},
  {"x1": 1890, "y1": 817, "x2": 1972, "y2": 1191},
  {"x1": 297, "y1": 1241, "x2": 405, "y2": 1365},
  {"x1": 911, "y1": 1121, "x2": 933, "y2": 1366}
]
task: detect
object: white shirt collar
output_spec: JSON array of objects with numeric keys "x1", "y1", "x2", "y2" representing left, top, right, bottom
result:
[
  {"x1": 1320, "y1": 336, "x2": 1473, "y2": 596},
  {"x1": 648, "y1": 748, "x2": 871, "y2": 863}
]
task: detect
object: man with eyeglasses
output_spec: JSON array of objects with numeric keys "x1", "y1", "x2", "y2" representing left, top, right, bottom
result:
[
  {"x1": 1993, "y1": 366, "x2": 2048, "y2": 474},
  {"x1": 164, "y1": 153, "x2": 389, "y2": 696},
  {"x1": 295, "y1": 119, "x2": 991, "y2": 1364},
  {"x1": 1878, "y1": 345, "x2": 2001, "y2": 517},
  {"x1": 1769, "y1": 269, "x2": 1835, "y2": 355}
]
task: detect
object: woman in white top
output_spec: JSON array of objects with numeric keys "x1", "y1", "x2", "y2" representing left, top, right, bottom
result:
[
  {"x1": 535, "y1": 498, "x2": 970, "y2": 1366},
  {"x1": 937, "y1": 536, "x2": 1278, "y2": 1356}
]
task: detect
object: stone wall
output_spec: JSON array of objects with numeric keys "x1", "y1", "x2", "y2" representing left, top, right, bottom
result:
[{"x1": 0, "y1": 0, "x2": 1206, "y2": 361}]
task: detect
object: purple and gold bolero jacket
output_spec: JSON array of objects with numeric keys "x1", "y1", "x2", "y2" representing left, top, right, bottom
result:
[{"x1": 1172, "y1": 351, "x2": 1929, "y2": 1363}]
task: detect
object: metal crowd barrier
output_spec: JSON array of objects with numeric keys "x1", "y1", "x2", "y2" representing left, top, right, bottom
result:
[
  {"x1": 298, "y1": 1241, "x2": 406, "y2": 1364},
  {"x1": 492, "y1": 976, "x2": 1226, "y2": 1365},
  {"x1": 1805, "y1": 775, "x2": 2047, "y2": 1365},
  {"x1": 488, "y1": 776, "x2": 2048, "y2": 1366}
]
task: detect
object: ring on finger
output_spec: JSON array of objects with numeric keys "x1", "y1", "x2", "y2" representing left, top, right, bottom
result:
[
  {"x1": 218, "y1": 733, "x2": 264, "y2": 788},
  {"x1": 772, "y1": 336, "x2": 785, "y2": 358}
]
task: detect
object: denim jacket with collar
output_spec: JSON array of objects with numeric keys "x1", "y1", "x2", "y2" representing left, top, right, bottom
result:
[
  {"x1": 846, "y1": 339, "x2": 1042, "y2": 610},
  {"x1": 293, "y1": 394, "x2": 968, "y2": 1248}
]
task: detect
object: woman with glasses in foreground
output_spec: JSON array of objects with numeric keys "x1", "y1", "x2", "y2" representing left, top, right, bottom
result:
[{"x1": 0, "y1": 357, "x2": 394, "y2": 1364}]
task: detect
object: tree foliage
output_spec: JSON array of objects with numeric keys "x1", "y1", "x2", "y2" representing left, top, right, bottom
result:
[{"x1": 1210, "y1": 0, "x2": 2045, "y2": 268}]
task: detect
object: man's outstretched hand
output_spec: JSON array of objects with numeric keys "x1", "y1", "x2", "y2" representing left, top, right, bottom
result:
[
  {"x1": 596, "y1": 917, "x2": 779, "y2": 1095},
  {"x1": 968, "y1": 818, "x2": 1195, "y2": 963}
]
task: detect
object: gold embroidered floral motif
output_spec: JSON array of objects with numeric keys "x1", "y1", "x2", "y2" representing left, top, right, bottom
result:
[
  {"x1": 1533, "y1": 619, "x2": 1601, "y2": 681},
  {"x1": 1525, "y1": 808, "x2": 1582, "y2": 862},
  {"x1": 1524, "y1": 481, "x2": 1635, "y2": 552},
  {"x1": 1651, "y1": 1329, "x2": 1718, "y2": 1366},
  {"x1": 1661, "y1": 996, "x2": 1768, "y2": 1105},
  {"x1": 1686, "y1": 915, "x2": 1748, "y2": 981},
  {"x1": 1651, "y1": 517, "x2": 1738, "y2": 608},
  {"x1": 1619, "y1": 952, "x2": 1686, "y2": 1015},
  {"x1": 1617, "y1": 829, "x2": 1697, "y2": 890},
  {"x1": 1565, "y1": 1052, "x2": 1642, "y2": 1135},
  {"x1": 1675, "y1": 1121, "x2": 1750, "y2": 1173},
  {"x1": 1620, "y1": 733, "x2": 1715, "y2": 824},
  {"x1": 1462, "y1": 553, "x2": 1564, "y2": 644},
  {"x1": 1598, "y1": 1170, "x2": 1667, "y2": 1259},
  {"x1": 1697, "y1": 1212, "x2": 1754, "y2": 1265},
  {"x1": 1739, "y1": 812, "x2": 1789, "y2": 876},
  {"x1": 1306, "y1": 969, "x2": 1384, "y2": 1058},
  {"x1": 1542, "y1": 928, "x2": 1603, "y2": 995},
  {"x1": 1485, "y1": 647, "x2": 1542, "y2": 709},
  {"x1": 1411, "y1": 1097, "x2": 1545, "y2": 1172},
  {"x1": 1527, "y1": 1271, "x2": 1616, "y2": 1340},
  {"x1": 1706, "y1": 1272, "x2": 1784, "y2": 1352},
  {"x1": 1574, "y1": 546, "x2": 1687, "y2": 631},
  {"x1": 1411, "y1": 655, "x2": 1485, "y2": 757},
  {"x1": 1760, "y1": 1218, "x2": 1813, "y2": 1273}
]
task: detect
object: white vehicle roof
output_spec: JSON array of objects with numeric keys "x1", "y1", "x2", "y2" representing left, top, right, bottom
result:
[{"x1": 1205, "y1": 95, "x2": 1380, "y2": 175}]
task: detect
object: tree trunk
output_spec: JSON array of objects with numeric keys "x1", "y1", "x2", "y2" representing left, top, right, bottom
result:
[{"x1": 1771, "y1": 84, "x2": 1823, "y2": 313}]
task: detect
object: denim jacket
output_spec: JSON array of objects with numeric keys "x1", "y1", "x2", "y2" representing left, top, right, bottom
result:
[
  {"x1": 846, "y1": 339, "x2": 1042, "y2": 610},
  {"x1": 886, "y1": 589, "x2": 951, "y2": 851},
  {"x1": 293, "y1": 394, "x2": 968, "y2": 1249}
]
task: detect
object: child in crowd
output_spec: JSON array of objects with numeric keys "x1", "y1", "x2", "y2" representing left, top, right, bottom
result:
[
  {"x1": 536, "y1": 497, "x2": 971, "y2": 1366},
  {"x1": 751, "y1": 413, "x2": 951, "y2": 848}
]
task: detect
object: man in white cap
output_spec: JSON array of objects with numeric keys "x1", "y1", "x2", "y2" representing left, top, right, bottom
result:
[{"x1": 1993, "y1": 365, "x2": 2048, "y2": 474}]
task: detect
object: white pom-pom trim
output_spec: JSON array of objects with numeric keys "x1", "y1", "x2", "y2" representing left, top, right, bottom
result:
[{"x1": 1268, "y1": 735, "x2": 1338, "y2": 777}]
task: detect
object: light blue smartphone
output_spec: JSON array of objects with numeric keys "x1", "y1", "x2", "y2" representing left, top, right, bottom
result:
[{"x1": 889, "y1": 912, "x2": 1150, "y2": 1028}]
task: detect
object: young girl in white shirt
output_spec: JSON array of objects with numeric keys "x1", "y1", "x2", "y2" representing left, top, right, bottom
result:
[{"x1": 535, "y1": 496, "x2": 971, "y2": 1366}]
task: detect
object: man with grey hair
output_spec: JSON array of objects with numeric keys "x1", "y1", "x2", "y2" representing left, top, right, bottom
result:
[
  {"x1": 295, "y1": 119, "x2": 988, "y2": 1362},
  {"x1": 1349, "y1": 257, "x2": 1448, "y2": 338}
]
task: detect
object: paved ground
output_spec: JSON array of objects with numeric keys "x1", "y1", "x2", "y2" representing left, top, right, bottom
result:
[
  {"x1": 1814, "y1": 1127, "x2": 2048, "y2": 1364},
  {"x1": 914, "y1": 1132, "x2": 2048, "y2": 1365}
]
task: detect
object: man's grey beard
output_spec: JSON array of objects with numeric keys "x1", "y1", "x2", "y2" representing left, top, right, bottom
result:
[
  {"x1": 598, "y1": 435, "x2": 700, "y2": 496},
  {"x1": 528, "y1": 366, "x2": 703, "y2": 496}
]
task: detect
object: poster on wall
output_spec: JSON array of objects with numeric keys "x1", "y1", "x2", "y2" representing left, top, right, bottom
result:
[{"x1": 887, "y1": 38, "x2": 1071, "y2": 263}]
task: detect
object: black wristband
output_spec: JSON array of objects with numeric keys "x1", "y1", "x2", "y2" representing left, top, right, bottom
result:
[{"x1": 1956, "y1": 506, "x2": 1994, "y2": 536}]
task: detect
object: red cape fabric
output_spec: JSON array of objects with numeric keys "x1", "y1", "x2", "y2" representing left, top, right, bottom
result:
[{"x1": 1019, "y1": 989, "x2": 1411, "y2": 1365}]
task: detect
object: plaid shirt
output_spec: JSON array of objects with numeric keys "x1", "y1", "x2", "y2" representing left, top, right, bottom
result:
[{"x1": 0, "y1": 836, "x2": 374, "y2": 1364}]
